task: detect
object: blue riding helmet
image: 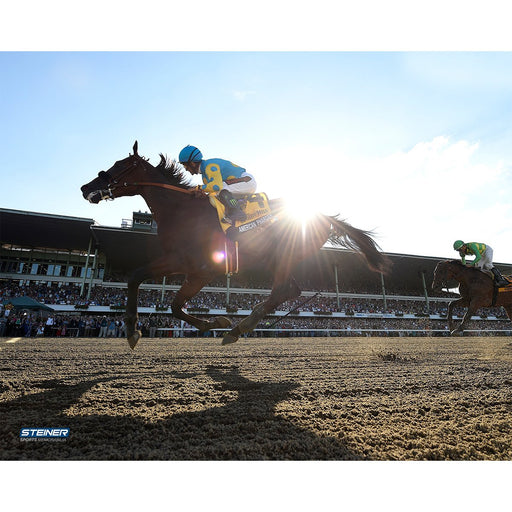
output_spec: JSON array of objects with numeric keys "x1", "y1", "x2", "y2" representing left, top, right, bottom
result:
[{"x1": 179, "y1": 145, "x2": 203, "y2": 164}]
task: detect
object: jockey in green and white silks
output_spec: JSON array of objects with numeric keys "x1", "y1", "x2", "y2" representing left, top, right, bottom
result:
[
  {"x1": 453, "y1": 240, "x2": 508, "y2": 286},
  {"x1": 178, "y1": 145, "x2": 257, "y2": 223}
]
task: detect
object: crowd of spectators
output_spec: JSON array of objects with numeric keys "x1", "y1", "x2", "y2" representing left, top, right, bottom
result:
[
  {"x1": 2, "y1": 279, "x2": 512, "y2": 338},
  {"x1": 2, "y1": 309, "x2": 511, "y2": 339},
  {"x1": 0, "y1": 280, "x2": 504, "y2": 318},
  {"x1": 0, "y1": 311, "x2": 184, "y2": 339}
]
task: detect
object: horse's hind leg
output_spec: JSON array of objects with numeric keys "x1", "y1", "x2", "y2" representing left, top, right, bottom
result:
[
  {"x1": 501, "y1": 304, "x2": 512, "y2": 329},
  {"x1": 222, "y1": 277, "x2": 301, "y2": 345}
]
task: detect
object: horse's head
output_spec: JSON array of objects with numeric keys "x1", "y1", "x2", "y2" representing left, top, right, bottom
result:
[
  {"x1": 81, "y1": 141, "x2": 151, "y2": 203},
  {"x1": 81, "y1": 141, "x2": 193, "y2": 204},
  {"x1": 432, "y1": 259, "x2": 462, "y2": 291}
]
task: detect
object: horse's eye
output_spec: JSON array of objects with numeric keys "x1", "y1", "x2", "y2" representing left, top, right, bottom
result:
[{"x1": 98, "y1": 171, "x2": 109, "y2": 180}]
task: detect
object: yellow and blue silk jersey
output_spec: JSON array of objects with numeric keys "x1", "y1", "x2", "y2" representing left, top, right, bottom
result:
[{"x1": 199, "y1": 158, "x2": 246, "y2": 193}]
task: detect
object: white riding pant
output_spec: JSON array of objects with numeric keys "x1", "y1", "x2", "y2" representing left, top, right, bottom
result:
[
  {"x1": 223, "y1": 172, "x2": 257, "y2": 197},
  {"x1": 474, "y1": 246, "x2": 493, "y2": 270}
]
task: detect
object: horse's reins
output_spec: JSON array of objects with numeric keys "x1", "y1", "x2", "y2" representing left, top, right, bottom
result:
[
  {"x1": 102, "y1": 156, "x2": 195, "y2": 198},
  {"x1": 122, "y1": 181, "x2": 195, "y2": 195}
]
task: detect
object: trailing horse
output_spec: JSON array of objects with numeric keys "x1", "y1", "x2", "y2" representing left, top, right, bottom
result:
[
  {"x1": 432, "y1": 259, "x2": 512, "y2": 335},
  {"x1": 81, "y1": 141, "x2": 391, "y2": 349}
]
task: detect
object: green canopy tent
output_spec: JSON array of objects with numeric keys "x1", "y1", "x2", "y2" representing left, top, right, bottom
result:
[{"x1": 2, "y1": 296, "x2": 54, "y2": 312}]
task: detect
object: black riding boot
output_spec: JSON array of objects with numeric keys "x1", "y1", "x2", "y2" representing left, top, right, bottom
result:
[
  {"x1": 491, "y1": 267, "x2": 509, "y2": 287},
  {"x1": 218, "y1": 189, "x2": 246, "y2": 223}
]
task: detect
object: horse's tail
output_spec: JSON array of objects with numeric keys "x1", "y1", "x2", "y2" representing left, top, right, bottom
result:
[{"x1": 326, "y1": 215, "x2": 392, "y2": 274}]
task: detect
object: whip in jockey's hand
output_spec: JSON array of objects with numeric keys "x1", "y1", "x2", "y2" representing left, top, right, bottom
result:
[{"x1": 178, "y1": 145, "x2": 257, "y2": 224}]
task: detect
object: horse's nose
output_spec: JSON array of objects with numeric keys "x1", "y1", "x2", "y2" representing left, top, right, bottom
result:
[
  {"x1": 80, "y1": 185, "x2": 90, "y2": 200},
  {"x1": 85, "y1": 191, "x2": 102, "y2": 204}
]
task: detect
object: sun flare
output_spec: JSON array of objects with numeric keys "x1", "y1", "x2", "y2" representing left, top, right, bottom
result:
[{"x1": 283, "y1": 196, "x2": 323, "y2": 223}]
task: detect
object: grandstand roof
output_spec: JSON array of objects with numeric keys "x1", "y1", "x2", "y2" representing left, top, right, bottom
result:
[
  {"x1": 90, "y1": 225, "x2": 164, "y2": 274},
  {"x1": 4, "y1": 208, "x2": 512, "y2": 293},
  {"x1": 0, "y1": 208, "x2": 95, "y2": 252}
]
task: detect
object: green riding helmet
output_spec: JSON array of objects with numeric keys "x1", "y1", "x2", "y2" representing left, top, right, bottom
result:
[{"x1": 453, "y1": 240, "x2": 465, "y2": 251}]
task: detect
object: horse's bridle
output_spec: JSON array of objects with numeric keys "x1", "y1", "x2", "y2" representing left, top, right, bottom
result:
[
  {"x1": 95, "y1": 157, "x2": 139, "y2": 200},
  {"x1": 434, "y1": 263, "x2": 457, "y2": 293}
]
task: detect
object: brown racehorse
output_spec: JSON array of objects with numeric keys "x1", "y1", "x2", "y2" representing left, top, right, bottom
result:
[
  {"x1": 81, "y1": 141, "x2": 391, "y2": 349},
  {"x1": 432, "y1": 259, "x2": 512, "y2": 335}
]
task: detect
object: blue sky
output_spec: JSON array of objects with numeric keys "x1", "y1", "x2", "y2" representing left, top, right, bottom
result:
[{"x1": 2, "y1": 20, "x2": 512, "y2": 262}]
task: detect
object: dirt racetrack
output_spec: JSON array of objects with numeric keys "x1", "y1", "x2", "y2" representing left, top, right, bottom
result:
[{"x1": 1, "y1": 335, "x2": 512, "y2": 460}]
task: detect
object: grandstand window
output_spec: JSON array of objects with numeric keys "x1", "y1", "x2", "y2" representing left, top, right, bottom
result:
[
  {"x1": 68, "y1": 265, "x2": 82, "y2": 278},
  {"x1": 0, "y1": 260, "x2": 17, "y2": 273},
  {"x1": 30, "y1": 263, "x2": 38, "y2": 275}
]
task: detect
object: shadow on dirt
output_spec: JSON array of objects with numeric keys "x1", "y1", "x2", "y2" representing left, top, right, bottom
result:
[{"x1": 0, "y1": 367, "x2": 360, "y2": 460}]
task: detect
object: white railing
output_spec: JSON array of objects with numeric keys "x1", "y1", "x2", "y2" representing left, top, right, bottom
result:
[{"x1": 155, "y1": 328, "x2": 512, "y2": 337}]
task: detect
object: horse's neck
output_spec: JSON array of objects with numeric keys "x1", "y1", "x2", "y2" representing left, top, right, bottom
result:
[
  {"x1": 139, "y1": 186, "x2": 186, "y2": 224},
  {"x1": 451, "y1": 264, "x2": 486, "y2": 287}
]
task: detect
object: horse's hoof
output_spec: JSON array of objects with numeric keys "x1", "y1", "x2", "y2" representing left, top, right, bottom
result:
[
  {"x1": 214, "y1": 316, "x2": 232, "y2": 329},
  {"x1": 127, "y1": 330, "x2": 141, "y2": 350},
  {"x1": 222, "y1": 333, "x2": 239, "y2": 346}
]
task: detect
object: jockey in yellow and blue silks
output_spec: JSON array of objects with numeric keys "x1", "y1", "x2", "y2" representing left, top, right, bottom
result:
[
  {"x1": 178, "y1": 145, "x2": 257, "y2": 224},
  {"x1": 453, "y1": 240, "x2": 508, "y2": 286}
]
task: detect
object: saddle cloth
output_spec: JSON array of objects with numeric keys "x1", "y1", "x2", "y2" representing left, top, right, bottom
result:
[
  {"x1": 210, "y1": 192, "x2": 275, "y2": 239},
  {"x1": 497, "y1": 275, "x2": 512, "y2": 290},
  {"x1": 491, "y1": 275, "x2": 512, "y2": 306},
  {"x1": 478, "y1": 269, "x2": 512, "y2": 289}
]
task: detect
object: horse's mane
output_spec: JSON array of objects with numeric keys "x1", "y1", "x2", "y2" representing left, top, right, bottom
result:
[
  {"x1": 154, "y1": 154, "x2": 194, "y2": 189},
  {"x1": 443, "y1": 259, "x2": 480, "y2": 273},
  {"x1": 446, "y1": 259, "x2": 465, "y2": 266}
]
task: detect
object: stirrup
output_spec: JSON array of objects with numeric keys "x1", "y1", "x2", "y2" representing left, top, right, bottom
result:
[{"x1": 222, "y1": 216, "x2": 235, "y2": 226}]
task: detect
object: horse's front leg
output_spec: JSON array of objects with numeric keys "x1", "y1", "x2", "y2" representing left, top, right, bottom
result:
[
  {"x1": 451, "y1": 300, "x2": 476, "y2": 336},
  {"x1": 171, "y1": 274, "x2": 232, "y2": 333},
  {"x1": 223, "y1": 277, "x2": 301, "y2": 345},
  {"x1": 447, "y1": 298, "x2": 466, "y2": 335},
  {"x1": 452, "y1": 307, "x2": 477, "y2": 336},
  {"x1": 125, "y1": 255, "x2": 183, "y2": 350},
  {"x1": 125, "y1": 265, "x2": 151, "y2": 350}
]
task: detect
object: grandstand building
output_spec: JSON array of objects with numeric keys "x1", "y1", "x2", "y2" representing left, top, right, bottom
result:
[{"x1": 2, "y1": 207, "x2": 512, "y2": 337}]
